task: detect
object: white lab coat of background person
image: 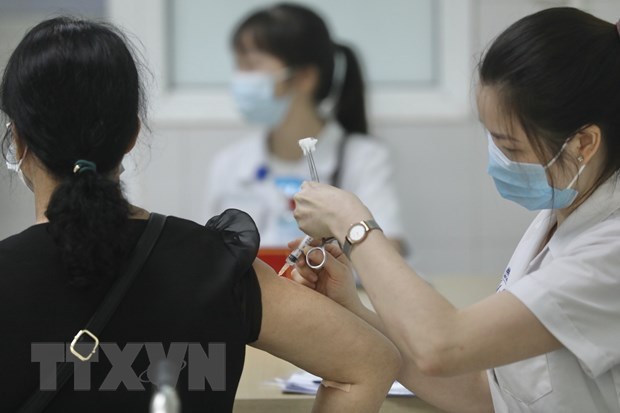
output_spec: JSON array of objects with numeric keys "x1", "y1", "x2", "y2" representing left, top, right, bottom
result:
[
  {"x1": 203, "y1": 120, "x2": 404, "y2": 247},
  {"x1": 489, "y1": 175, "x2": 620, "y2": 412}
]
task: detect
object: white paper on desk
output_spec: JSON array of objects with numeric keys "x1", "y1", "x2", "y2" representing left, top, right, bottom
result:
[{"x1": 281, "y1": 371, "x2": 414, "y2": 397}]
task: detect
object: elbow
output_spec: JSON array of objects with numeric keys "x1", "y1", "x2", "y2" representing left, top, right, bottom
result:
[
  {"x1": 402, "y1": 332, "x2": 455, "y2": 377},
  {"x1": 387, "y1": 312, "x2": 463, "y2": 377},
  {"x1": 414, "y1": 350, "x2": 447, "y2": 377}
]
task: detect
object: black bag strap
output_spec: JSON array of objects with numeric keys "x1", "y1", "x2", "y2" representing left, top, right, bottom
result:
[{"x1": 18, "y1": 213, "x2": 167, "y2": 413}]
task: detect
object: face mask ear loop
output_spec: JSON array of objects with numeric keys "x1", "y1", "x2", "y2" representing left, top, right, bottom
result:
[
  {"x1": 565, "y1": 163, "x2": 587, "y2": 190},
  {"x1": 544, "y1": 139, "x2": 571, "y2": 169},
  {"x1": 16, "y1": 147, "x2": 27, "y2": 170}
]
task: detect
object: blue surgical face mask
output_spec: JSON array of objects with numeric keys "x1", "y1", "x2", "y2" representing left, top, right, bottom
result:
[
  {"x1": 231, "y1": 70, "x2": 291, "y2": 127},
  {"x1": 487, "y1": 133, "x2": 586, "y2": 210}
]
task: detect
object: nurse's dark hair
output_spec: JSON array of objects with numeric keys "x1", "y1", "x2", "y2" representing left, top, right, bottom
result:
[
  {"x1": 479, "y1": 7, "x2": 620, "y2": 191},
  {"x1": 232, "y1": 2, "x2": 368, "y2": 135},
  {"x1": 0, "y1": 17, "x2": 146, "y2": 287}
]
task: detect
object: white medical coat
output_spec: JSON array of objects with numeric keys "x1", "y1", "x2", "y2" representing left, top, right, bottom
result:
[{"x1": 489, "y1": 174, "x2": 620, "y2": 412}]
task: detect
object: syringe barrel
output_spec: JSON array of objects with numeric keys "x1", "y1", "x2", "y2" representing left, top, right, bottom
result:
[{"x1": 285, "y1": 235, "x2": 314, "y2": 266}]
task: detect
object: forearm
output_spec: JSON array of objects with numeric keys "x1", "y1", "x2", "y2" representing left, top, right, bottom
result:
[
  {"x1": 343, "y1": 293, "x2": 493, "y2": 413},
  {"x1": 346, "y1": 231, "x2": 460, "y2": 375},
  {"x1": 398, "y1": 361, "x2": 493, "y2": 413}
]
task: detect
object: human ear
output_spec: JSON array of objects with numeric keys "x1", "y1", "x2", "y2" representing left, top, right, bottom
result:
[
  {"x1": 292, "y1": 65, "x2": 320, "y2": 96},
  {"x1": 573, "y1": 124, "x2": 601, "y2": 164},
  {"x1": 9, "y1": 123, "x2": 27, "y2": 160}
]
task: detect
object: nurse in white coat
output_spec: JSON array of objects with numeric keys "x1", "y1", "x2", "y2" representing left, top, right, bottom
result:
[
  {"x1": 292, "y1": 8, "x2": 620, "y2": 413},
  {"x1": 203, "y1": 3, "x2": 404, "y2": 251}
]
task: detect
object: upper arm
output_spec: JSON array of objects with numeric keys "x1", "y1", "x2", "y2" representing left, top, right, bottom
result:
[
  {"x1": 504, "y1": 235, "x2": 620, "y2": 377},
  {"x1": 251, "y1": 259, "x2": 403, "y2": 412},
  {"x1": 250, "y1": 259, "x2": 400, "y2": 383},
  {"x1": 434, "y1": 228, "x2": 620, "y2": 376},
  {"x1": 441, "y1": 291, "x2": 562, "y2": 375}
]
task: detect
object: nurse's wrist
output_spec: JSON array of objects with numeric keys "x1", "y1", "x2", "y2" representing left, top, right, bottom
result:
[{"x1": 332, "y1": 211, "x2": 375, "y2": 246}]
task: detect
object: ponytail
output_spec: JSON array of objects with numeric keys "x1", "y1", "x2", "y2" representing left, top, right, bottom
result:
[
  {"x1": 332, "y1": 43, "x2": 368, "y2": 135},
  {"x1": 46, "y1": 164, "x2": 130, "y2": 287}
]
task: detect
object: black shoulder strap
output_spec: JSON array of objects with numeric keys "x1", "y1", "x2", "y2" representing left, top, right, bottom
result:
[{"x1": 18, "y1": 213, "x2": 167, "y2": 413}]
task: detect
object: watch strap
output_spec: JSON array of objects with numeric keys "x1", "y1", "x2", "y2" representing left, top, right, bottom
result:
[{"x1": 342, "y1": 219, "x2": 381, "y2": 259}]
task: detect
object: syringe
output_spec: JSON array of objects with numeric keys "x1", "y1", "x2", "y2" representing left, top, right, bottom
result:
[
  {"x1": 278, "y1": 137, "x2": 319, "y2": 277},
  {"x1": 277, "y1": 234, "x2": 314, "y2": 276}
]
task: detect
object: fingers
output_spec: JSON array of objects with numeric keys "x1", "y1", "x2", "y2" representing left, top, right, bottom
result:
[
  {"x1": 300, "y1": 180, "x2": 320, "y2": 190},
  {"x1": 324, "y1": 242, "x2": 344, "y2": 258},
  {"x1": 324, "y1": 242, "x2": 350, "y2": 265},
  {"x1": 290, "y1": 268, "x2": 316, "y2": 289},
  {"x1": 295, "y1": 255, "x2": 319, "y2": 283},
  {"x1": 306, "y1": 247, "x2": 326, "y2": 268}
]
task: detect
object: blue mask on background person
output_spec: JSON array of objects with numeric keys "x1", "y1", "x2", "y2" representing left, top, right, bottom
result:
[
  {"x1": 486, "y1": 133, "x2": 586, "y2": 211},
  {"x1": 231, "y1": 70, "x2": 291, "y2": 127}
]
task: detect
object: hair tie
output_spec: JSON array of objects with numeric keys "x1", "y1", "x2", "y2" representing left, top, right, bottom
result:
[{"x1": 73, "y1": 160, "x2": 97, "y2": 175}]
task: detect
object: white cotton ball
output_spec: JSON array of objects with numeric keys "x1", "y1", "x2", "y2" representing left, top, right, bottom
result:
[{"x1": 298, "y1": 137, "x2": 318, "y2": 155}]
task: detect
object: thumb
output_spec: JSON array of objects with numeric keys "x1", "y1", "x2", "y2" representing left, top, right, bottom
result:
[
  {"x1": 287, "y1": 238, "x2": 304, "y2": 250},
  {"x1": 324, "y1": 242, "x2": 348, "y2": 265},
  {"x1": 316, "y1": 247, "x2": 350, "y2": 282}
]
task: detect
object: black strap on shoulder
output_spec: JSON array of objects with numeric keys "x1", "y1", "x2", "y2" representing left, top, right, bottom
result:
[{"x1": 18, "y1": 213, "x2": 167, "y2": 413}]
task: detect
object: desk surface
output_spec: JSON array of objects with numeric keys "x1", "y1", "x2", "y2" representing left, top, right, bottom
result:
[{"x1": 233, "y1": 275, "x2": 499, "y2": 413}]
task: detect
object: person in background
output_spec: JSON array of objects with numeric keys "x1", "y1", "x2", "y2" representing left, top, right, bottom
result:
[
  {"x1": 292, "y1": 8, "x2": 620, "y2": 413},
  {"x1": 203, "y1": 3, "x2": 405, "y2": 253},
  {"x1": 0, "y1": 17, "x2": 401, "y2": 412}
]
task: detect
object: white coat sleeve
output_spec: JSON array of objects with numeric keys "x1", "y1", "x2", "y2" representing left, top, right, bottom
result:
[{"x1": 507, "y1": 218, "x2": 620, "y2": 378}]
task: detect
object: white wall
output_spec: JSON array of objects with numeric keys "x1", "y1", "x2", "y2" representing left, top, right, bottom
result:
[{"x1": 1, "y1": 0, "x2": 617, "y2": 277}]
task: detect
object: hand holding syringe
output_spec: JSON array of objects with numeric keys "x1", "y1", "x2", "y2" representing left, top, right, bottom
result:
[{"x1": 278, "y1": 137, "x2": 328, "y2": 276}]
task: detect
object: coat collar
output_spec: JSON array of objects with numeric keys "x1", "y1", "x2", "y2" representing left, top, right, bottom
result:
[{"x1": 548, "y1": 173, "x2": 620, "y2": 255}]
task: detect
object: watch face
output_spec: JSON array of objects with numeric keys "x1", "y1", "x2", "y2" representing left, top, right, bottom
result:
[{"x1": 348, "y1": 224, "x2": 366, "y2": 242}]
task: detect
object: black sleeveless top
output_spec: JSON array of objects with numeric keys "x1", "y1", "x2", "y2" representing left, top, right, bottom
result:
[{"x1": 0, "y1": 209, "x2": 262, "y2": 412}]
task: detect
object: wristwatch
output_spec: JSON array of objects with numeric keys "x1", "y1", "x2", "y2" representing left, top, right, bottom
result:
[{"x1": 342, "y1": 219, "x2": 382, "y2": 259}]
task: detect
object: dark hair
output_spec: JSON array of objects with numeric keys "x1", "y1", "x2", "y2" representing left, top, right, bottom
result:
[
  {"x1": 0, "y1": 17, "x2": 145, "y2": 287},
  {"x1": 232, "y1": 2, "x2": 368, "y2": 135},
  {"x1": 479, "y1": 7, "x2": 620, "y2": 193}
]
